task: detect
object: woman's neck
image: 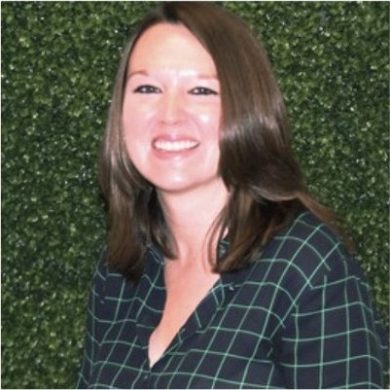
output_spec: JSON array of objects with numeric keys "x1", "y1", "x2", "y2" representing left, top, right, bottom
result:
[{"x1": 157, "y1": 181, "x2": 229, "y2": 269}]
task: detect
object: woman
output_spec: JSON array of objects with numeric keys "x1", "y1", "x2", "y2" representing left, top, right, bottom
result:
[{"x1": 77, "y1": 2, "x2": 386, "y2": 388}]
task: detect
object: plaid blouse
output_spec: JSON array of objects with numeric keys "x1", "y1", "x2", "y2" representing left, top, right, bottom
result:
[{"x1": 77, "y1": 211, "x2": 386, "y2": 389}]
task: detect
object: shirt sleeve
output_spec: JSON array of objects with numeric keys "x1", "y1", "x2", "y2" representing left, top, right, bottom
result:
[
  {"x1": 76, "y1": 252, "x2": 109, "y2": 389},
  {"x1": 277, "y1": 249, "x2": 387, "y2": 389}
]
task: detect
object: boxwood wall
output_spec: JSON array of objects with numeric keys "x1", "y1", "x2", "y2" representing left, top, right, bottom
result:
[{"x1": 2, "y1": 2, "x2": 388, "y2": 388}]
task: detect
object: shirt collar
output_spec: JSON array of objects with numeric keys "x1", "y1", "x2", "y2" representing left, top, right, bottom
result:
[{"x1": 147, "y1": 239, "x2": 246, "y2": 294}]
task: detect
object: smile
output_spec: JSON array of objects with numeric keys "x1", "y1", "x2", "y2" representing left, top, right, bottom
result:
[{"x1": 153, "y1": 139, "x2": 200, "y2": 152}]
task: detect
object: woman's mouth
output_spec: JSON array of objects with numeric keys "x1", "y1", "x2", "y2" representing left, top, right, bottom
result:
[{"x1": 152, "y1": 139, "x2": 200, "y2": 152}]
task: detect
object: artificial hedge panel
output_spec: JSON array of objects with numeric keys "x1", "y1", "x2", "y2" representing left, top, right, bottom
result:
[{"x1": 2, "y1": 2, "x2": 388, "y2": 388}]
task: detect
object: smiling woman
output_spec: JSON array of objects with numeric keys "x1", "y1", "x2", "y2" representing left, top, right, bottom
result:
[
  {"x1": 77, "y1": 2, "x2": 387, "y2": 389},
  {"x1": 122, "y1": 24, "x2": 223, "y2": 197}
]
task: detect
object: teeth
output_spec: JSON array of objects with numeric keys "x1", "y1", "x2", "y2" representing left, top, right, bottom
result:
[{"x1": 154, "y1": 140, "x2": 199, "y2": 152}]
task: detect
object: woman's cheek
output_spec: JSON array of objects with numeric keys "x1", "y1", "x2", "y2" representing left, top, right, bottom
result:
[
  {"x1": 192, "y1": 105, "x2": 221, "y2": 137},
  {"x1": 122, "y1": 100, "x2": 156, "y2": 136}
]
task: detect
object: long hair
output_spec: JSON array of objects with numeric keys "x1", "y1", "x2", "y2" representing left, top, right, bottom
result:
[{"x1": 99, "y1": 2, "x2": 347, "y2": 281}]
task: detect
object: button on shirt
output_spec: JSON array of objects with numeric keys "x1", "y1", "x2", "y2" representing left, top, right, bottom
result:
[{"x1": 77, "y1": 211, "x2": 387, "y2": 388}]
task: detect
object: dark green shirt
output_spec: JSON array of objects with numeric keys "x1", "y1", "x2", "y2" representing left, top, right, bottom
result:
[{"x1": 77, "y1": 211, "x2": 386, "y2": 388}]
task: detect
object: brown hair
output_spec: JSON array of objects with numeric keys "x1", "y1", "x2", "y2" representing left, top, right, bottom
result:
[{"x1": 99, "y1": 2, "x2": 348, "y2": 281}]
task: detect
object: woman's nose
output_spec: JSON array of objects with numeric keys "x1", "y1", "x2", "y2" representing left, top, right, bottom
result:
[{"x1": 158, "y1": 90, "x2": 185, "y2": 125}]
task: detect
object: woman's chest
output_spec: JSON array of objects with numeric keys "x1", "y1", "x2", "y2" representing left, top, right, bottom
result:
[
  {"x1": 148, "y1": 267, "x2": 220, "y2": 365},
  {"x1": 91, "y1": 278, "x2": 287, "y2": 388}
]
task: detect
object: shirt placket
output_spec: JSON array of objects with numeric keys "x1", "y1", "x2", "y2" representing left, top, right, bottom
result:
[{"x1": 149, "y1": 276, "x2": 242, "y2": 375}]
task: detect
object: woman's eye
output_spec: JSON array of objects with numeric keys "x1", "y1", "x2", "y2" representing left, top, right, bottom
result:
[
  {"x1": 133, "y1": 85, "x2": 162, "y2": 94},
  {"x1": 189, "y1": 87, "x2": 218, "y2": 96}
]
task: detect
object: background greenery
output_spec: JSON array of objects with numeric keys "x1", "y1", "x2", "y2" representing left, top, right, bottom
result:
[{"x1": 2, "y1": 1, "x2": 388, "y2": 388}]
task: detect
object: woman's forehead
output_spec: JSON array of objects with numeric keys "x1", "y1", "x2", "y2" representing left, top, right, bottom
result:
[{"x1": 128, "y1": 23, "x2": 217, "y2": 76}]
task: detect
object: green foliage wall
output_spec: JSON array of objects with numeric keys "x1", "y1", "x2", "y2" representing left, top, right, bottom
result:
[{"x1": 2, "y1": 2, "x2": 388, "y2": 388}]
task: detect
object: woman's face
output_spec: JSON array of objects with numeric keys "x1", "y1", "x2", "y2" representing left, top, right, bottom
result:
[{"x1": 122, "y1": 23, "x2": 223, "y2": 196}]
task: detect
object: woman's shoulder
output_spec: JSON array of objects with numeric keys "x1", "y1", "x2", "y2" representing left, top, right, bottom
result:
[
  {"x1": 276, "y1": 210, "x2": 344, "y2": 254},
  {"x1": 258, "y1": 210, "x2": 359, "y2": 291},
  {"x1": 91, "y1": 248, "x2": 137, "y2": 306},
  {"x1": 91, "y1": 246, "x2": 163, "y2": 304}
]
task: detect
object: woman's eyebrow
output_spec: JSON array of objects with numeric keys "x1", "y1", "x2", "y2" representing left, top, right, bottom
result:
[
  {"x1": 197, "y1": 74, "x2": 218, "y2": 80},
  {"x1": 127, "y1": 70, "x2": 149, "y2": 79},
  {"x1": 127, "y1": 69, "x2": 218, "y2": 80}
]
